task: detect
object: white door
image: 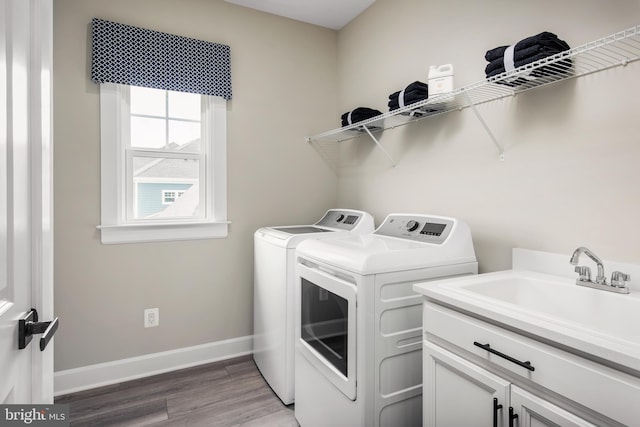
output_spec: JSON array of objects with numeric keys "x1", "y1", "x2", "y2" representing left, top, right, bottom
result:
[
  {"x1": 0, "y1": 0, "x2": 54, "y2": 404},
  {"x1": 423, "y1": 341, "x2": 511, "y2": 427}
]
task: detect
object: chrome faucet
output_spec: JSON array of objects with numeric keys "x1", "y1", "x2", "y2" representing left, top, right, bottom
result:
[
  {"x1": 570, "y1": 246, "x2": 606, "y2": 284},
  {"x1": 569, "y1": 247, "x2": 630, "y2": 294}
]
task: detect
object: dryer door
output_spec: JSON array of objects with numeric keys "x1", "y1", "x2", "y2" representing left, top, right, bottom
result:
[{"x1": 297, "y1": 262, "x2": 357, "y2": 400}]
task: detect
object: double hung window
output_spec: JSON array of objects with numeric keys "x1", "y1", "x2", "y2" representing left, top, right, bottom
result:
[{"x1": 98, "y1": 83, "x2": 228, "y2": 244}]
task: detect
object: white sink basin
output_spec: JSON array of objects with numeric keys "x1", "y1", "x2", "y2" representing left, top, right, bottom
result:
[{"x1": 415, "y1": 270, "x2": 640, "y2": 372}]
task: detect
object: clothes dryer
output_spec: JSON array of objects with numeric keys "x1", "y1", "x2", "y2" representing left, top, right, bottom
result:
[
  {"x1": 294, "y1": 213, "x2": 477, "y2": 427},
  {"x1": 253, "y1": 209, "x2": 374, "y2": 405}
]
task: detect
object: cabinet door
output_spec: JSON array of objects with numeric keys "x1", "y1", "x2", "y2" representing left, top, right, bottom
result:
[
  {"x1": 511, "y1": 386, "x2": 598, "y2": 427},
  {"x1": 423, "y1": 341, "x2": 510, "y2": 427}
]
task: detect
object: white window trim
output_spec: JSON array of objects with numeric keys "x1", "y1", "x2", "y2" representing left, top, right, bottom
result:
[{"x1": 98, "y1": 83, "x2": 229, "y2": 244}]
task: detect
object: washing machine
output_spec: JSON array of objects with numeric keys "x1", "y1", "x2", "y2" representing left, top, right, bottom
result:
[
  {"x1": 294, "y1": 213, "x2": 477, "y2": 427},
  {"x1": 253, "y1": 209, "x2": 374, "y2": 405}
]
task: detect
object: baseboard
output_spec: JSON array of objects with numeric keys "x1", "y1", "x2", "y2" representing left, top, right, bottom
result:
[{"x1": 54, "y1": 335, "x2": 253, "y2": 396}]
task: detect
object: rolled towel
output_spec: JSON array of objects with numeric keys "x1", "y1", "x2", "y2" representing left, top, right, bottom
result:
[
  {"x1": 484, "y1": 44, "x2": 569, "y2": 75},
  {"x1": 402, "y1": 80, "x2": 429, "y2": 93},
  {"x1": 484, "y1": 31, "x2": 572, "y2": 85},
  {"x1": 388, "y1": 81, "x2": 429, "y2": 111},
  {"x1": 388, "y1": 87, "x2": 429, "y2": 100},
  {"x1": 485, "y1": 31, "x2": 570, "y2": 62},
  {"x1": 485, "y1": 51, "x2": 572, "y2": 78},
  {"x1": 388, "y1": 90, "x2": 429, "y2": 110},
  {"x1": 341, "y1": 107, "x2": 383, "y2": 127}
]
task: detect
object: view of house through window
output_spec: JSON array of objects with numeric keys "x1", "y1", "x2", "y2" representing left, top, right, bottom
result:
[
  {"x1": 128, "y1": 86, "x2": 204, "y2": 220},
  {"x1": 162, "y1": 189, "x2": 187, "y2": 205}
]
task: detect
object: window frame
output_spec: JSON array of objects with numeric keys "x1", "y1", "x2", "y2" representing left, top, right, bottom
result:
[{"x1": 98, "y1": 83, "x2": 228, "y2": 244}]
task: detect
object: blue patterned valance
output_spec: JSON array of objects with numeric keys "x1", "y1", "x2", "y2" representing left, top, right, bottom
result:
[{"x1": 91, "y1": 18, "x2": 232, "y2": 99}]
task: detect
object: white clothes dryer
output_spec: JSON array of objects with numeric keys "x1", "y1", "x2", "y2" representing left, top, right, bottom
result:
[
  {"x1": 253, "y1": 209, "x2": 374, "y2": 405},
  {"x1": 294, "y1": 213, "x2": 477, "y2": 427}
]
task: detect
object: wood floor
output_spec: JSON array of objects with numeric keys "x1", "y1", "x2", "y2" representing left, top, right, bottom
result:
[{"x1": 55, "y1": 355, "x2": 299, "y2": 426}]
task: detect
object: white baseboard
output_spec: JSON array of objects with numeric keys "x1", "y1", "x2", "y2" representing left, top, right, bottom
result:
[{"x1": 54, "y1": 335, "x2": 253, "y2": 396}]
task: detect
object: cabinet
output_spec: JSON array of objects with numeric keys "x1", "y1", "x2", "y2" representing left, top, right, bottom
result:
[
  {"x1": 423, "y1": 341, "x2": 509, "y2": 427},
  {"x1": 511, "y1": 386, "x2": 597, "y2": 427},
  {"x1": 423, "y1": 341, "x2": 597, "y2": 427},
  {"x1": 306, "y1": 25, "x2": 640, "y2": 167},
  {"x1": 420, "y1": 301, "x2": 640, "y2": 427}
]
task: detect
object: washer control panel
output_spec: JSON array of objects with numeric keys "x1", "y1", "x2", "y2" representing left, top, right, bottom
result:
[
  {"x1": 374, "y1": 214, "x2": 455, "y2": 244},
  {"x1": 316, "y1": 209, "x2": 366, "y2": 231}
]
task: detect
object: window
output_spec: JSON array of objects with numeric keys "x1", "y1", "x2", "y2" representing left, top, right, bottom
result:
[
  {"x1": 98, "y1": 83, "x2": 228, "y2": 244},
  {"x1": 162, "y1": 190, "x2": 186, "y2": 205}
]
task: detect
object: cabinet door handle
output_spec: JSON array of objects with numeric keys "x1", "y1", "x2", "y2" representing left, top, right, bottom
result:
[
  {"x1": 493, "y1": 398, "x2": 503, "y2": 427},
  {"x1": 509, "y1": 406, "x2": 518, "y2": 427},
  {"x1": 473, "y1": 341, "x2": 535, "y2": 371}
]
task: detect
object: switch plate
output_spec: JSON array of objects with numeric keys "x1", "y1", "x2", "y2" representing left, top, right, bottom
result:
[{"x1": 144, "y1": 308, "x2": 159, "y2": 328}]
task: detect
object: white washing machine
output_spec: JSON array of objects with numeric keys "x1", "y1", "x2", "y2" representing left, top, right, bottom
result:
[
  {"x1": 253, "y1": 209, "x2": 374, "y2": 405},
  {"x1": 294, "y1": 213, "x2": 477, "y2": 427}
]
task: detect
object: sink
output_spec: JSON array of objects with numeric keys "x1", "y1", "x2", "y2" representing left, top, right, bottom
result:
[
  {"x1": 414, "y1": 270, "x2": 640, "y2": 372},
  {"x1": 461, "y1": 273, "x2": 639, "y2": 340}
]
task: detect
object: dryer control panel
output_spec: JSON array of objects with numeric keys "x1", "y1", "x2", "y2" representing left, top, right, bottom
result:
[
  {"x1": 374, "y1": 214, "x2": 455, "y2": 244},
  {"x1": 315, "y1": 209, "x2": 372, "y2": 231}
]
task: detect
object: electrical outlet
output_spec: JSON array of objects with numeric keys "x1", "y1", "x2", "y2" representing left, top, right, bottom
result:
[{"x1": 144, "y1": 308, "x2": 159, "y2": 328}]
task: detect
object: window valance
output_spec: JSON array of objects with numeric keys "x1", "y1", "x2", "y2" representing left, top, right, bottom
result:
[{"x1": 91, "y1": 18, "x2": 232, "y2": 99}]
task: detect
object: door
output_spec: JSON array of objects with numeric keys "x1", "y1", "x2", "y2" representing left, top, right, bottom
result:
[
  {"x1": 0, "y1": 0, "x2": 54, "y2": 404},
  {"x1": 510, "y1": 386, "x2": 597, "y2": 427},
  {"x1": 297, "y1": 260, "x2": 357, "y2": 400},
  {"x1": 423, "y1": 341, "x2": 510, "y2": 427}
]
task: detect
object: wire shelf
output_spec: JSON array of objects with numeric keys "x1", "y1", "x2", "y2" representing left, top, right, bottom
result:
[{"x1": 306, "y1": 25, "x2": 640, "y2": 148}]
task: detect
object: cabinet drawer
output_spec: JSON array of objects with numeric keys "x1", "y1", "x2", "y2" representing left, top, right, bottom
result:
[{"x1": 423, "y1": 301, "x2": 640, "y2": 427}]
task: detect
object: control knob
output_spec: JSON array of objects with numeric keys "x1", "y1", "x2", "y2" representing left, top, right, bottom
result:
[{"x1": 406, "y1": 220, "x2": 420, "y2": 232}]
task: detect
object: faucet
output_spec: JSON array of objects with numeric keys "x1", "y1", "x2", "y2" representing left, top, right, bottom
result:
[
  {"x1": 569, "y1": 247, "x2": 630, "y2": 294},
  {"x1": 570, "y1": 246, "x2": 606, "y2": 284}
]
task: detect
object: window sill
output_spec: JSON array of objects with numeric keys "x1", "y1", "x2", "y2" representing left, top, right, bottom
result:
[{"x1": 97, "y1": 220, "x2": 230, "y2": 244}]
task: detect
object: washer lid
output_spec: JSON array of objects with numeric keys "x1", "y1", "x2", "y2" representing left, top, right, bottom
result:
[
  {"x1": 271, "y1": 226, "x2": 333, "y2": 234},
  {"x1": 254, "y1": 209, "x2": 375, "y2": 248},
  {"x1": 256, "y1": 225, "x2": 340, "y2": 248}
]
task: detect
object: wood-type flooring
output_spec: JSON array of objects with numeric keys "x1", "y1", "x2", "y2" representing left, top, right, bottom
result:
[{"x1": 55, "y1": 355, "x2": 298, "y2": 426}]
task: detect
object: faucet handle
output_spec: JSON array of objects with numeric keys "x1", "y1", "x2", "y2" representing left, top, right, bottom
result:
[
  {"x1": 611, "y1": 271, "x2": 631, "y2": 288},
  {"x1": 575, "y1": 266, "x2": 591, "y2": 282}
]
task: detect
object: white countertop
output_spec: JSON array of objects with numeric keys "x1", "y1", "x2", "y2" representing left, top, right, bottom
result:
[{"x1": 414, "y1": 269, "x2": 640, "y2": 374}]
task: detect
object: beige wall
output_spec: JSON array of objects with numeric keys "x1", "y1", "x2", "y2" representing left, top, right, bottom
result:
[
  {"x1": 53, "y1": 0, "x2": 338, "y2": 371},
  {"x1": 54, "y1": 0, "x2": 640, "y2": 373},
  {"x1": 335, "y1": 0, "x2": 640, "y2": 272}
]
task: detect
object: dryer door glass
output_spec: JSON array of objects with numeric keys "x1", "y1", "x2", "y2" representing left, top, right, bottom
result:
[{"x1": 301, "y1": 278, "x2": 348, "y2": 377}]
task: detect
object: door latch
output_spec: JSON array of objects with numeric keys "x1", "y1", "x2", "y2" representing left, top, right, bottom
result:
[{"x1": 18, "y1": 308, "x2": 59, "y2": 351}]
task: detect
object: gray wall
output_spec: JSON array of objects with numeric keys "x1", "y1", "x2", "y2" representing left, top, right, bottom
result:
[
  {"x1": 334, "y1": 0, "x2": 640, "y2": 272},
  {"x1": 53, "y1": 0, "x2": 338, "y2": 371}
]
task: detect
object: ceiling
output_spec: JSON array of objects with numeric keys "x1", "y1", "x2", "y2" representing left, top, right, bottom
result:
[{"x1": 224, "y1": 0, "x2": 376, "y2": 30}]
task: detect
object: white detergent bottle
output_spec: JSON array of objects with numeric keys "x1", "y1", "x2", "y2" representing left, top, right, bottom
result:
[{"x1": 428, "y1": 64, "x2": 454, "y2": 95}]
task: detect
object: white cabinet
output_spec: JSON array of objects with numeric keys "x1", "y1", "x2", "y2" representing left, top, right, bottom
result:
[
  {"x1": 423, "y1": 341, "x2": 598, "y2": 427},
  {"x1": 420, "y1": 301, "x2": 640, "y2": 427}
]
